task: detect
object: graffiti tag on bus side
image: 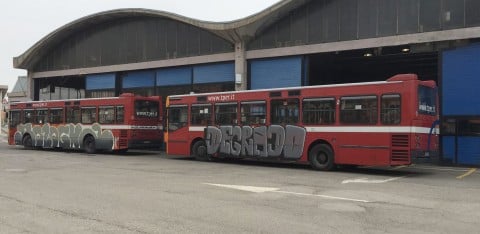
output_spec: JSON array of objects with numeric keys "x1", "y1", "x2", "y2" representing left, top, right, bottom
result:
[
  {"x1": 14, "y1": 123, "x2": 114, "y2": 150},
  {"x1": 205, "y1": 125, "x2": 306, "y2": 159}
]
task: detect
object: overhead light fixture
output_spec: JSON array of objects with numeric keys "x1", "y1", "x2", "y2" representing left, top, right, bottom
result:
[
  {"x1": 363, "y1": 53, "x2": 373, "y2": 57},
  {"x1": 401, "y1": 48, "x2": 410, "y2": 53}
]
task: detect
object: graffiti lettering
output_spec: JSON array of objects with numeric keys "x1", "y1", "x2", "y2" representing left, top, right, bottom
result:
[
  {"x1": 14, "y1": 123, "x2": 114, "y2": 151},
  {"x1": 205, "y1": 125, "x2": 306, "y2": 159}
]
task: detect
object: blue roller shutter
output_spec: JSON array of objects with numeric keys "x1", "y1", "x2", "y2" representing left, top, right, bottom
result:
[
  {"x1": 442, "y1": 44, "x2": 480, "y2": 116},
  {"x1": 86, "y1": 73, "x2": 115, "y2": 90},
  {"x1": 156, "y1": 67, "x2": 192, "y2": 86},
  {"x1": 250, "y1": 56, "x2": 303, "y2": 90},
  {"x1": 193, "y1": 62, "x2": 234, "y2": 84},
  {"x1": 122, "y1": 70, "x2": 155, "y2": 88}
]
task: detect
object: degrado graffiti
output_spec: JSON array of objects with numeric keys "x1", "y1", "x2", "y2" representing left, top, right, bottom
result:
[
  {"x1": 205, "y1": 125, "x2": 306, "y2": 159},
  {"x1": 14, "y1": 123, "x2": 114, "y2": 150}
]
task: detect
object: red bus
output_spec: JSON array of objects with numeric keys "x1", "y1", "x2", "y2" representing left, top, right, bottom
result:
[
  {"x1": 8, "y1": 93, "x2": 163, "y2": 153},
  {"x1": 165, "y1": 74, "x2": 438, "y2": 170}
]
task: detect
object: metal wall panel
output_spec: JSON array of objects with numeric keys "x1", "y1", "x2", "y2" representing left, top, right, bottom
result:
[
  {"x1": 249, "y1": 56, "x2": 303, "y2": 90},
  {"x1": 156, "y1": 67, "x2": 192, "y2": 86},
  {"x1": 441, "y1": 136, "x2": 455, "y2": 162},
  {"x1": 442, "y1": 44, "x2": 480, "y2": 116},
  {"x1": 86, "y1": 73, "x2": 116, "y2": 90},
  {"x1": 193, "y1": 63, "x2": 234, "y2": 84},
  {"x1": 122, "y1": 70, "x2": 155, "y2": 88}
]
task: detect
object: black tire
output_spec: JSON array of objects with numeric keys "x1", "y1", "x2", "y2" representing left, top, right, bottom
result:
[
  {"x1": 191, "y1": 140, "x2": 210, "y2": 161},
  {"x1": 23, "y1": 135, "x2": 33, "y2": 149},
  {"x1": 308, "y1": 144, "x2": 335, "y2": 171},
  {"x1": 83, "y1": 135, "x2": 96, "y2": 154}
]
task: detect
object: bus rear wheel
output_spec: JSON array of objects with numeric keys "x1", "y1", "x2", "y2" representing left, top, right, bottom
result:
[
  {"x1": 308, "y1": 144, "x2": 335, "y2": 171},
  {"x1": 83, "y1": 135, "x2": 96, "y2": 154},
  {"x1": 23, "y1": 135, "x2": 33, "y2": 149},
  {"x1": 192, "y1": 140, "x2": 210, "y2": 161}
]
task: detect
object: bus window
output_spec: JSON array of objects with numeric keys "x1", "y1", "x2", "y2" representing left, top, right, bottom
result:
[
  {"x1": 116, "y1": 106, "x2": 124, "y2": 124},
  {"x1": 9, "y1": 110, "x2": 21, "y2": 127},
  {"x1": 24, "y1": 109, "x2": 34, "y2": 124},
  {"x1": 271, "y1": 99, "x2": 299, "y2": 125},
  {"x1": 241, "y1": 101, "x2": 266, "y2": 125},
  {"x1": 418, "y1": 85, "x2": 437, "y2": 116},
  {"x1": 215, "y1": 103, "x2": 238, "y2": 125},
  {"x1": 135, "y1": 100, "x2": 159, "y2": 118},
  {"x1": 67, "y1": 107, "x2": 81, "y2": 124},
  {"x1": 99, "y1": 106, "x2": 115, "y2": 124},
  {"x1": 35, "y1": 109, "x2": 48, "y2": 124},
  {"x1": 340, "y1": 96, "x2": 377, "y2": 124},
  {"x1": 168, "y1": 106, "x2": 188, "y2": 131},
  {"x1": 381, "y1": 94, "x2": 401, "y2": 125},
  {"x1": 49, "y1": 108, "x2": 64, "y2": 124},
  {"x1": 191, "y1": 104, "x2": 212, "y2": 126},
  {"x1": 81, "y1": 107, "x2": 97, "y2": 124},
  {"x1": 303, "y1": 98, "x2": 335, "y2": 125}
]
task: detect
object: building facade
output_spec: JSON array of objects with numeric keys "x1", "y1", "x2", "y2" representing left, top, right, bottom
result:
[{"x1": 13, "y1": 0, "x2": 480, "y2": 165}]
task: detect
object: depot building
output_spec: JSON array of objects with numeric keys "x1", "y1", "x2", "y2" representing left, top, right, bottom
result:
[{"x1": 13, "y1": 0, "x2": 480, "y2": 166}]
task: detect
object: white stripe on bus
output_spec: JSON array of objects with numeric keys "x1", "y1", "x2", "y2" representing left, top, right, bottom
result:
[{"x1": 189, "y1": 126, "x2": 438, "y2": 134}]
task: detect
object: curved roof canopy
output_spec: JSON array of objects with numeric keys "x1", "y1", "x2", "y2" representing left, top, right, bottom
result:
[{"x1": 14, "y1": 0, "x2": 309, "y2": 69}]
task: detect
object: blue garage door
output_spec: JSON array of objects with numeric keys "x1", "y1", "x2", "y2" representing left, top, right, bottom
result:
[
  {"x1": 441, "y1": 43, "x2": 480, "y2": 166},
  {"x1": 250, "y1": 56, "x2": 303, "y2": 90},
  {"x1": 193, "y1": 62, "x2": 234, "y2": 84}
]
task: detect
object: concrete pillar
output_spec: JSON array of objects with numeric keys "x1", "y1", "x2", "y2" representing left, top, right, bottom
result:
[{"x1": 234, "y1": 41, "x2": 247, "y2": 91}]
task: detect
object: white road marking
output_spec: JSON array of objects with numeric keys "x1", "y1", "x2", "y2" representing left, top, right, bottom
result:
[
  {"x1": 341, "y1": 176, "x2": 406, "y2": 184},
  {"x1": 204, "y1": 183, "x2": 370, "y2": 203}
]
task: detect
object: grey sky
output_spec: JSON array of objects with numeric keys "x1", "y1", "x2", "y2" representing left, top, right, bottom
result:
[{"x1": 0, "y1": 0, "x2": 280, "y2": 92}]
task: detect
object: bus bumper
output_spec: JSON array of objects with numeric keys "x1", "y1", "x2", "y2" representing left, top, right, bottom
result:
[{"x1": 128, "y1": 140, "x2": 163, "y2": 149}]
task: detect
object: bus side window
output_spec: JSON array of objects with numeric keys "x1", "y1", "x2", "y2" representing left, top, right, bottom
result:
[
  {"x1": 67, "y1": 107, "x2": 81, "y2": 124},
  {"x1": 191, "y1": 104, "x2": 211, "y2": 126},
  {"x1": 241, "y1": 101, "x2": 266, "y2": 125},
  {"x1": 9, "y1": 110, "x2": 21, "y2": 127},
  {"x1": 99, "y1": 106, "x2": 115, "y2": 124},
  {"x1": 215, "y1": 103, "x2": 238, "y2": 125},
  {"x1": 271, "y1": 99, "x2": 299, "y2": 125},
  {"x1": 36, "y1": 109, "x2": 48, "y2": 124},
  {"x1": 340, "y1": 96, "x2": 378, "y2": 124},
  {"x1": 381, "y1": 94, "x2": 401, "y2": 125},
  {"x1": 49, "y1": 109, "x2": 64, "y2": 124},
  {"x1": 302, "y1": 98, "x2": 336, "y2": 125},
  {"x1": 24, "y1": 110, "x2": 34, "y2": 124},
  {"x1": 81, "y1": 107, "x2": 97, "y2": 124},
  {"x1": 116, "y1": 106, "x2": 124, "y2": 124},
  {"x1": 168, "y1": 106, "x2": 188, "y2": 131}
]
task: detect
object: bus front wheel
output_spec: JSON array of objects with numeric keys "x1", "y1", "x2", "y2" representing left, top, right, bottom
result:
[
  {"x1": 83, "y1": 135, "x2": 96, "y2": 154},
  {"x1": 308, "y1": 144, "x2": 335, "y2": 171},
  {"x1": 192, "y1": 140, "x2": 210, "y2": 161}
]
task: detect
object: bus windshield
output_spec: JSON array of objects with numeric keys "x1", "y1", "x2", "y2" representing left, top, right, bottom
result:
[
  {"x1": 418, "y1": 85, "x2": 437, "y2": 116},
  {"x1": 135, "y1": 100, "x2": 159, "y2": 118}
]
